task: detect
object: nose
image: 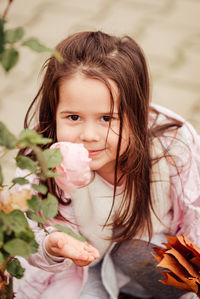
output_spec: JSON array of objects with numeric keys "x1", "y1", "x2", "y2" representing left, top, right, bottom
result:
[{"x1": 80, "y1": 122, "x2": 100, "y2": 142}]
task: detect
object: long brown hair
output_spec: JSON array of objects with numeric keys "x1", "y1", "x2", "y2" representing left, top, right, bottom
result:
[{"x1": 22, "y1": 31, "x2": 182, "y2": 243}]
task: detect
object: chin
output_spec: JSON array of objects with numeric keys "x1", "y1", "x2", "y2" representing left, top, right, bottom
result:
[
  {"x1": 90, "y1": 165, "x2": 100, "y2": 171},
  {"x1": 89, "y1": 162, "x2": 103, "y2": 172}
]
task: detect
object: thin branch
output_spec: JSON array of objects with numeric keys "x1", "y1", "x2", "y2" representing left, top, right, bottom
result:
[
  {"x1": 8, "y1": 171, "x2": 36, "y2": 190},
  {"x1": 2, "y1": 0, "x2": 14, "y2": 19}
]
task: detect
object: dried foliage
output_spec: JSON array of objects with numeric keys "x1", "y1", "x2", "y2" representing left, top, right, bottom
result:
[{"x1": 153, "y1": 235, "x2": 200, "y2": 296}]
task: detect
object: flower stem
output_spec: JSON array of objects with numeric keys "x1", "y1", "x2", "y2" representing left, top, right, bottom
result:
[
  {"x1": 2, "y1": 0, "x2": 14, "y2": 20},
  {"x1": 8, "y1": 172, "x2": 34, "y2": 190},
  {"x1": 8, "y1": 276, "x2": 13, "y2": 299}
]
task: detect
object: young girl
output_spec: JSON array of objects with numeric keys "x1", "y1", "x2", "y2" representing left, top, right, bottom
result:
[{"x1": 14, "y1": 31, "x2": 200, "y2": 299}]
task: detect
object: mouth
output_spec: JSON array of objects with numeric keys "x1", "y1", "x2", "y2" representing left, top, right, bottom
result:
[{"x1": 88, "y1": 149, "x2": 104, "y2": 157}]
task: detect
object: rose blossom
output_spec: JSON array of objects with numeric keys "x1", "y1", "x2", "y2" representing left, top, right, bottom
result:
[
  {"x1": 0, "y1": 189, "x2": 31, "y2": 214},
  {"x1": 50, "y1": 142, "x2": 91, "y2": 196}
]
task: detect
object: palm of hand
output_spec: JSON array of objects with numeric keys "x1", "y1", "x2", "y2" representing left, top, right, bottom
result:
[{"x1": 46, "y1": 231, "x2": 100, "y2": 266}]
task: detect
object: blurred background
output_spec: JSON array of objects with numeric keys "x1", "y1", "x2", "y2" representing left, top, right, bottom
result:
[{"x1": 0, "y1": 0, "x2": 200, "y2": 180}]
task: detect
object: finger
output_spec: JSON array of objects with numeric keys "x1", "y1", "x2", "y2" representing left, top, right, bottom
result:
[
  {"x1": 57, "y1": 239, "x2": 65, "y2": 249},
  {"x1": 83, "y1": 244, "x2": 100, "y2": 258},
  {"x1": 73, "y1": 259, "x2": 93, "y2": 267}
]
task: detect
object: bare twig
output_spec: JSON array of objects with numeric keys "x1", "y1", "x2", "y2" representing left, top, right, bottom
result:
[{"x1": 2, "y1": 0, "x2": 14, "y2": 19}]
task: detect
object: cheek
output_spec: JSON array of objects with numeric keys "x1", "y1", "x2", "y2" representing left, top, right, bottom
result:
[
  {"x1": 56, "y1": 121, "x2": 63, "y2": 142},
  {"x1": 56, "y1": 122, "x2": 79, "y2": 143},
  {"x1": 119, "y1": 127, "x2": 130, "y2": 155},
  {"x1": 107, "y1": 126, "x2": 119, "y2": 140},
  {"x1": 56, "y1": 122, "x2": 69, "y2": 142},
  {"x1": 56, "y1": 116, "x2": 61, "y2": 140},
  {"x1": 109, "y1": 122, "x2": 129, "y2": 150}
]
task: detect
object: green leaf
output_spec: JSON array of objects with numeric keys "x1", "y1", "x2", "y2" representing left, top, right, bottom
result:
[
  {"x1": 22, "y1": 38, "x2": 53, "y2": 53},
  {"x1": 18, "y1": 230, "x2": 34, "y2": 244},
  {"x1": 7, "y1": 258, "x2": 25, "y2": 279},
  {"x1": 54, "y1": 224, "x2": 87, "y2": 242},
  {"x1": 43, "y1": 148, "x2": 63, "y2": 168},
  {"x1": 53, "y1": 50, "x2": 64, "y2": 63},
  {"x1": 0, "y1": 47, "x2": 19, "y2": 72},
  {"x1": 41, "y1": 193, "x2": 58, "y2": 219},
  {"x1": 26, "y1": 210, "x2": 45, "y2": 223},
  {"x1": 0, "y1": 208, "x2": 35, "y2": 241},
  {"x1": 0, "y1": 230, "x2": 3, "y2": 247},
  {"x1": 4, "y1": 239, "x2": 31, "y2": 257},
  {"x1": 16, "y1": 156, "x2": 37, "y2": 173},
  {"x1": 31, "y1": 144, "x2": 48, "y2": 176},
  {"x1": 0, "y1": 18, "x2": 5, "y2": 54},
  {"x1": 9, "y1": 209, "x2": 28, "y2": 222},
  {"x1": 0, "y1": 121, "x2": 17, "y2": 149},
  {"x1": 27, "y1": 195, "x2": 41, "y2": 212},
  {"x1": 37, "y1": 172, "x2": 46, "y2": 180},
  {"x1": 18, "y1": 130, "x2": 52, "y2": 177},
  {"x1": 12, "y1": 177, "x2": 29, "y2": 185},
  {"x1": 32, "y1": 183, "x2": 48, "y2": 195},
  {"x1": 28, "y1": 239, "x2": 39, "y2": 254},
  {"x1": 46, "y1": 170, "x2": 61, "y2": 178},
  {"x1": 7, "y1": 210, "x2": 30, "y2": 235},
  {"x1": 5, "y1": 27, "x2": 24, "y2": 44},
  {"x1": 18, "y1": 129, "x2": 52, "y2": 147},
  {"x1": 0, "y1": 211, "x2": 8, "y2": 233},
  {"x1": 0, "y1": 252, "x2": 5, "y2": 264},
  {"x1": 0, "y1": 164, "x2": 3, "y2": 186}
]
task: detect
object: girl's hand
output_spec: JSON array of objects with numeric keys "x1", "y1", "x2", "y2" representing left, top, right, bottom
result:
[{"x1": 45, "y1": 231, "x2": 100, "y2": 266}]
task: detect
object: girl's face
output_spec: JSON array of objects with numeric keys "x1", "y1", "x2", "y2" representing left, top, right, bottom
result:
[{"x1": 56, "y1": 73, "x2": 129, "y2": 184}]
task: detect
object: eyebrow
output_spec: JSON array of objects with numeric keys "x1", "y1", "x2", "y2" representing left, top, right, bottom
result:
[
  {"x1": 60, "y1": 110, "x2": 79, "y2": 114},
  {"x1": 60, "y1": 110, "x2": 119, "y2": 115}
]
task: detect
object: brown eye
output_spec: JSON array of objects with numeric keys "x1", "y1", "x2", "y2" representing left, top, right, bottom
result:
[
  {"x1": 101, "y1": 116, "x2": 111, "y2": 122},
  {"x1": 68, "y1": 115, "x2": 80, "y2": 121}
]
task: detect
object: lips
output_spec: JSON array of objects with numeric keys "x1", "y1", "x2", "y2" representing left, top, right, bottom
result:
[{"x1": 88, "y1": 149, "x2": 104, "y2": 157}]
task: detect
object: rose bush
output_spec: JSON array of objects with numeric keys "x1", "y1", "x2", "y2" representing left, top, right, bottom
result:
[
  {"x1": 0, "y1": 2, "x2": 91, "y2": 297},
  {"x1": 0, "y1": 124, "x2": 92, "y2": 298}
]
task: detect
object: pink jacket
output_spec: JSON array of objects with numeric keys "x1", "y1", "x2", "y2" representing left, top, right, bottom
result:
[
  {"x1": 14, "y1": 104, "x2": 200, "y2": 299},
  {"x1": 14, "y1": 204, "x2": 88, "y2": 299},
  {"x1": 153, "y1": 105, "x2": 200, "y2": 244}
]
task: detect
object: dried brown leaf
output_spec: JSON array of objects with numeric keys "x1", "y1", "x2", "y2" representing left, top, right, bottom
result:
[
  {"x1": 191, "y1": 257, "x2": 200, "y2": 268},
  {"x1": 166, "y1": 248, "x2": 199, "y2": 277},
  {"x1": 159, "y1": 271, "x2": 192, "y2": 292},
  {"x1": 178, "y1": 235, "x2": 200, "y2": 259},
  {"x1": 157, "y1": 253, "x2": 189, "y2": 282},
  {"x1": 152, "y1": 246, "x2": 166, "y2": 259},
  {"x1": 153, "y1": 235, "x2": 200, "y2": 294}
]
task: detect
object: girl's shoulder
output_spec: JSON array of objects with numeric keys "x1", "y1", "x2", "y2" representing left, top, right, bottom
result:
[
  {"x1": 150, "y1": 103, "x2": 185, "y2": 123},
  {"x1": 149, "y1": 103, "x2": 200, "y2": 151}
]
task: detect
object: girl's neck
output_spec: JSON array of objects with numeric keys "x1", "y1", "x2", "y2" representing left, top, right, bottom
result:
[{"x1": 96, "y1": 169, "x2": 124, "y2": 186}]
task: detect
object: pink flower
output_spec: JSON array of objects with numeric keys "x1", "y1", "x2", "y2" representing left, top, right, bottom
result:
[{"x1": 50, "y1": 142, "x2": 91, "y2": 196}]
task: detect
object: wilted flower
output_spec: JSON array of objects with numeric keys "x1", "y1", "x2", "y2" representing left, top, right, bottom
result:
[
  {"x1": 0, "y1": 189, "x2": 31, "y2": 214},
  {"x1": 50, "y1": 142, "x2": 91, "y2": 196}
]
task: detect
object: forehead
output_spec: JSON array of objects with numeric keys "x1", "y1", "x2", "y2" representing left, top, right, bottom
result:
[{"x1": 58, "y1": 73, "x2": 119, "y2": 111}]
